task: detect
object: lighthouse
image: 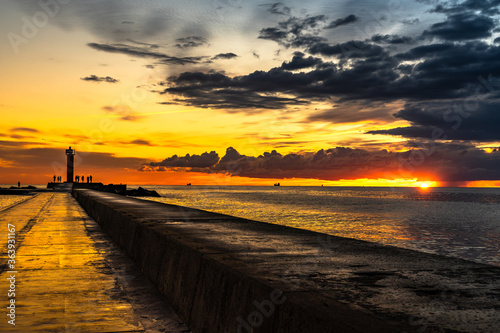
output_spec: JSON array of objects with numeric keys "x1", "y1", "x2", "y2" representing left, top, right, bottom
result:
[{"x1": 66, "y1": 146, "x2": 75, "y2": 183}]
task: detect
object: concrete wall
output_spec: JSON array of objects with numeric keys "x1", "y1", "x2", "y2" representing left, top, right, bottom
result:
[{"x1": 72, "y1": 189, "x2": 500, "y2": 333}]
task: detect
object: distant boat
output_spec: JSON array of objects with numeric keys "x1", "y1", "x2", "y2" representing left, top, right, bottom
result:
[
  {"x1": 274, "y1": 183, "x2": 280, "y2": 186},
  {"x1": 187, "y1": 183, "x2": 191, "y2": 186}
]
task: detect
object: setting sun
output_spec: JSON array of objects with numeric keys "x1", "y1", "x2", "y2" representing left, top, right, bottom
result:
[{"x1": 416, "y1": 181, "x2": 436, "y2": 189}]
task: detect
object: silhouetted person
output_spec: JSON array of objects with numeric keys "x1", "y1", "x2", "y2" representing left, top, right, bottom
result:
[
  {"x1": 89, "y1": 175, "x2": 92, "y2": 183},
  {"x1": 81, "y1": 175, "x2": 84, "y2": 183},
  {"x1": 86, "y1": 176, "x2": 89, "y2": 183},
  {"x1": 53, "y1": 175, "x2": 56, "y2": 182},
  {"x1": 18, "y1": 181, "x2": 20, "y2": 188},
  {"x1": 75, "y1": 175, "x2": 80, "y2": 182}
]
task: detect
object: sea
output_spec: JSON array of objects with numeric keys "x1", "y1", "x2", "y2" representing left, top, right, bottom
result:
[
  {"x1": 141, "y1": 186, "x2": 500, "y2": 267},
  {"x1": 1, "y1": 185, "x2": 499, "y2": 267}
]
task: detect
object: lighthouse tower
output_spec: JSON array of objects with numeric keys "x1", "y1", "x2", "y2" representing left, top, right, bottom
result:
[{"x1": 65, "y1": 146, "x2": 75, "y2": 183}]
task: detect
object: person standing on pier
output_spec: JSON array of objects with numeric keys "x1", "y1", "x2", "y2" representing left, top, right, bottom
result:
[
  {"x1": 89, "y1": 175, "x2": 92, "y2": 183},
  {"x1": 53, "y1": 175, "x2": 56, "y2": 182},
  {"x1": 18, "y1": 181, "x2": 20, "y2": 188},
  {"x1": 81, "y1": 175, "x2": 84, "y2": 183},
  {"x1": 76, "y1": 175, "x2": 80, "y2": 182},
  {"x1": 86, "y1": 176, "x2": 89, "y2": 183}
]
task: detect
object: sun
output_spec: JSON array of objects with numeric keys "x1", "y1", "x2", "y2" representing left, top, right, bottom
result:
[{"x1": 416, "y1": 181, "x2": 435, "y2": 189}]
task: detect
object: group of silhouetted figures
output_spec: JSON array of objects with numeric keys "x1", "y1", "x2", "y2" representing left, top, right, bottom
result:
[
  {"x1": 75, "y1": 175, "x2": 92, "y2": 183},
  {"x1": 52, "y1": 175, "x2": 93, "y2": 183}
]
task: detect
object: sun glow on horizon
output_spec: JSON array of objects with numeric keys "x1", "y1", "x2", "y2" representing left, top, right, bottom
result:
[{"x1": 416, "y1": 181, "x2": 437, "y2": 189}]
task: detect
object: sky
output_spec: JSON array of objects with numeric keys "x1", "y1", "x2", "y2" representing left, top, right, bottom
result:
[{"x1": 1, "y1": 0, "x2": 500, "y2": 186}]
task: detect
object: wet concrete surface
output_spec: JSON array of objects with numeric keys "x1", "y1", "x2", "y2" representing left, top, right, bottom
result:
[
  {"x1": 74, "y1": 189, "x2": 500, "y2": 333},
  {"x1": 0, "y1": 192, "x2": 190, "y2": 332}
]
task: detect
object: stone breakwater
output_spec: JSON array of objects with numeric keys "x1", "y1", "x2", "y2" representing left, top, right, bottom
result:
[{"x1": 73, "y1": 188, "x2": 500, "y2": 333}]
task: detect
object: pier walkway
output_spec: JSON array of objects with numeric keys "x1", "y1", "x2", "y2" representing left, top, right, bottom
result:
[{"x1": 0, "y1": 192, "x2": 190, "y2": 332}]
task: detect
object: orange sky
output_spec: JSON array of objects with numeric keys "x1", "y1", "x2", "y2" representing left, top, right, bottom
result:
[{"x1": 1, "y1": 1, "x2": 499, "y2": 187}]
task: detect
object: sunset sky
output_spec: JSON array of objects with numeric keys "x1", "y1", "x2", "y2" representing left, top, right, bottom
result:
[{"x1": 1, "y1": 0, "x2": 500, "y2": 186}]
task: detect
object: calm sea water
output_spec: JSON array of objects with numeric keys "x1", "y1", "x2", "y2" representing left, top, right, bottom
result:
[{"x1": 138, "y1": 186, "x2": 500, "y2": 266}]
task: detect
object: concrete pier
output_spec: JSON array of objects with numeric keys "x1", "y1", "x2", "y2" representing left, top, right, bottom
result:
[
  {"x1": 73, "y1": 189, "x2": 500, "y2": 333},
  {"x1": 0, "y1": 193, "x2": 189, "y2": 332}
]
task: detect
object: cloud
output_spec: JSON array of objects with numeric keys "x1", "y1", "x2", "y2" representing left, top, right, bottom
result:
[
  {"x1": 10, "y1": 127, "x2": 40, "y2": 133},
  {"x1": 280, "y1": 52, "x2": 323, "y2": 70},
  {"x1": 370, "y1": 34, "x2": 413, "y2": 44},
  {"x1": 325, "y1": 14, "x2": 358, "y2": 29},
  {"x1": 430, "y1": 0, "x2": 500, "y2": 15},
  {"x1": 368, "y1": 101, "x2": 500, "y2": 141},
  {"x1": 126, "y1": 39, "x2": 160, "y2": 49},
  {"x1": 159, "y1": 39, "x2": 500, "y2": 115},
  {"x1": 141, "y1": 145, "x2": 500, "y2": 182},
  {"x1": 150, "y1": 151, "x2": 220, "y2": 168},
  {"x1": 401, "y1": 18, "x2": 420, "y2": 25},
  {"x1": 102, "y1": 105, "x2": 145, "y2": 121},
  {"x1": 258, "y1": 15, "x2": 328, "y2": 47},
  {"x1": 212, "y1": 53, "x2": 238, "y2": 60},
  {"x1": 81, "y1": 75, "x2": 119, "y2": 83},
  {"x1": 87, "y1": 43, "x2": 207, "y2": 65},
  {"x1": 161, "y1": 70, "x2": 311, "y2": 110},
  {"x1": 261, "y1": 3, "x2": 291, "y2": 16},
  {"x1": 422, "y1": 12, "x2": 494, "y2": 41},
  {"x1": 308, "y1": 41, "x2": 387, "y2": 58},
  {"x1": 129, "y1": 139, "x2": 154, "y2": 146},
  {"x1": 175, "y1": 36, "x2": 208, "y2": 49}
]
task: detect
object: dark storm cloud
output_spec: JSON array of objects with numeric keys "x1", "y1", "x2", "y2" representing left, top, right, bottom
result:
[
  {"x1": 81, "y1": 75, "x2": 119, "y2": 83},
  {"x1": 150, "y1": 151, "x2": 220, "y2": 168},
  {"x1": 261, "y1": 3, "x2": 291, "y2": 16},
  {"x1": 370, "y1": 34, "x2": 414, "y2": 44},
  {"x1": 280, "y1": 52, "x2": 323, "y2": 70},
  {"x1": 368, "y1": 101, "x2": 500, "y2": 141},
  {"x1": 160, "y1": 40, "x2": 500, "y2": 111},
  {"x1": 430, "y1": 0, "x2": 500, "y2": 15},
  {"x1": 212, "y1": 53, "x2": 238, "y2": 60},
  {"x1": 141, "y1": 145, "x2": 500, "y2": 182},
  {"x1": 258, "y1": 15, "x2": 328, "y2": 47},
  {"x1": 325, "y1": 14, "x2": 359, "y2": 29},
  {"x1": 175, "y1": 36, "x2": 208, "y2": 49},
  {"x1": 308, "y1": 41, "x2": 387, "y2": 58},
  {"x1": 422, "y1": 12, "x2": 495, "y2": 41},
  {"x1": 87, "y1": 43, "x2": 207, "y2": 65}
]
